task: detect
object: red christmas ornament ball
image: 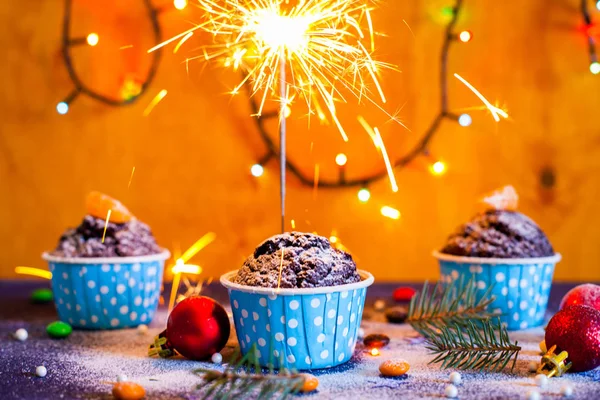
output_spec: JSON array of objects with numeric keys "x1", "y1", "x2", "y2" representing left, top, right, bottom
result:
[
  {"x1": 559, "y1": 283, "x2": 600, "y2": 312},
  {"x1": 393, "y1": 287, "x2": 416, "y2": 303},
  {"x1": 166, "y1": 296, "x2": 230, "y2": 360},
  {"x1": 545, "y1": 305, "x2": 600, "y2": 372}
]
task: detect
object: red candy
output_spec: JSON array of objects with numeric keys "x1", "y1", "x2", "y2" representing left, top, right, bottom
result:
[
  {"x1": 393, "y1": 287, "x2": 416, "y2": 303},
  {"x1": 560, "y1": 284, "x2": 600, "y2": 312}
]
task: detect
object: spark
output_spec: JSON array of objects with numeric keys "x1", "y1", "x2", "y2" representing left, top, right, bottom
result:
[
  {"x1": 119, "y1": 45, "x2": 133, "y2": 50},
  {"x1": 168, "y1": 232, "x2": 216, "y2": 312},
  {"x1": 151, "y1": 0, "x2": 401, "y2": 141},
  {"x1": 15, "y1": 266, "x2": 52, "y2": 279},
  {"x1": 453, "y1": 73, "x2": 508, "y2": 121},
  {"x1": 128, "y1": 167, "x2": 136, "y2": 189},
  {"x1": 358, "y1": 116, "x2": 398, "y2": 192},
  {"x1": 173, "y1": 32, "x2": 193, "y2": 54},
  {"x1": 102, "y1": 210, "x2": 111, "y2": 243},
  {"x1": 402, "y1": 20, "x2": 415, "y2": 39},
  {"x1": 291, "y1": 219, "x2": 296, "y2": 229},
  {"x1": 381, "y1": 205, "x2": 401, "y2": 220},
  {"x1": 143, "y1": 89, "x2": 168, "y2": 116}
]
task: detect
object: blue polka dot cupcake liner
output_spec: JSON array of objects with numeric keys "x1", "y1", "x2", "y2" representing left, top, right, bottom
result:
[
  {"x1": 433, "y1": 251, "x2": 561, "y2": 330},
  {"x1": 220, "y1": 270, "x2": 374, "y2": 370},
  {"x1": 42, "y1": 250, "x2": 170, "y2": 330}
]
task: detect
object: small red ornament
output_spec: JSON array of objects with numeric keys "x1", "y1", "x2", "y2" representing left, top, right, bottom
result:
[
  {"x1": 560, "y1": 284, "x2": 600, "y2": 312},
  {"x1": 149, "y1": 296, "x2": 230, "y2": 360},
  {"x1": 393, "y1": 287, "x2": 416, "y2": 303},
  {"x1": 545, "y1": 305, "x2": 600, "y2": 372}
]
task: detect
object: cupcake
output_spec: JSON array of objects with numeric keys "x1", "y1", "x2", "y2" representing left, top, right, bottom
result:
[
  {"x1": 221, "y1": 232, "x2": 374, "y2": 370},
  {"x1": 42, "y1": 192, "x2": 170, "y2": 329},
  {"x1": 434, "y1": 186, "x2": 561, "y2": 330}
]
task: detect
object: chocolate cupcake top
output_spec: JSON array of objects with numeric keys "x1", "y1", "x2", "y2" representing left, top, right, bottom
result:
[
  {"x1": 234, "y1": 232, "x2": 361, "y2": 289},
  {"x1": 440, "y1": 210, "x2": 554, "y2": 258},
  {"x1": 51, "y1": 215, "x2": 162, "y2": 258}
]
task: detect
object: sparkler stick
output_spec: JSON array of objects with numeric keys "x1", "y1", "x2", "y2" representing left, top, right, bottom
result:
[{"x1": 279, "y1": 51, "x2": 286, "y2": 233}]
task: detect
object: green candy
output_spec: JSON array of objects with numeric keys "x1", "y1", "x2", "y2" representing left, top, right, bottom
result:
[
  {"x1": 46, "y1": 321, "x2": 72, "y2": 338},
  {"x1": 31, "y1": 288, "x2": 53, "y2": 304}
]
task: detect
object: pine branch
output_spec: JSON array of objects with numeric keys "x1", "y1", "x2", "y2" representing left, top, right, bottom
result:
[
  {"x1": 194, "y1": 345, "x2": 305, "y2": 400},
  {"x1": 425, "y1": 318, "x2": 521, "y2": 372},
  {"x1": 407, "y1": 278, "x2": 499, "y2": 336}
]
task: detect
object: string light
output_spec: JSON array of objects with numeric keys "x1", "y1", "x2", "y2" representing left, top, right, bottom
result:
[
  {"x1": 59, "y1": 0, "x2": 162, "y2": 111},
  {"x1": 458, "y1": 30, "x2": 472, "y2": 43},
  {"x1": 357, "y1": 188, "x2": 371, "y2": 203},
  {"x1": 173, "y1": 0, "x2": 187, "y2": 10},
  {"x1": 56, "y1": 102, "x2": 69, "y2": 115},
  {"x1": 591, "y1": 62, "x2": 600, "y2": 75},
  {"x1": 86, "y1": 33, "x2": 99, "y2": 46},
  {"x1": 248, "y1": 0, "x2": 495, "y2": 190},
  {"x1": 381, "y1": 206, "x2": 401, "y2": 220},
  {"x1": 458, "y1": 113, "x2": 472, "y2": 127},
  {"x1": 335, "y1": 153, "x2": 348, "y2": 166},
  {"x1": 251, "y1": 164, "x2": 264, "y2": 177},
  {"x1": 431, "y1": 161, "x2": 447, "y2": 176}
]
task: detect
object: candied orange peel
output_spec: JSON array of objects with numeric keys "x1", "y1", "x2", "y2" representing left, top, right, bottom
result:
[
  {"x1": 480, "y1": 185, "x2": 519, "y2": 211},
  {"x1": 86, "y1": 191, "x2": 133, "y2": 223}
]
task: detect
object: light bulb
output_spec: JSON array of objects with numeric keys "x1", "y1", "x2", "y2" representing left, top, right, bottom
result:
[
  {"x1": 458, "y1": 30, "x2": 472, "y2": 43},
  {"x1": 86, "y1": 33, "x2": 99, "y2": 46},
  {"x1": 174, "y1": 0, "x2": 187, "y2": 10},
  {"x1": 381, "y1": 206, "x2": 401, "y2": 220},
  {"x1": 458, "y1": 113, "x2": 472, "y2": 127},
  {"x1": 56, "y1": 102, "x2": 69, "y2": 115},
  {"x1": 431, "y1": 161, "x2": 446, "y2": 176},
  {"x1": 357, "y1": 188, "x2": 371, "y2": 203},
  {"x1": 590, "y1": 62, "x2": 600, "y2": 75},
  {"x1": 250, "y1": 164, "x2": 264, "y2": 177},
  {"x1": 335, "y1": 153, "x2": 348, "y2": 166}
]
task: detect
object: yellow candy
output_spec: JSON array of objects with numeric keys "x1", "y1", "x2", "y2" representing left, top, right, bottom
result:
[
  {"x1": 379, "y1": 359, "x2": 410, "y2": 377},
  {"x1": 297, "y1": 373, "x2": 319, "y2": 393},
  {"x1": 112, "y1": 382, "x2": 145, "y2": 400}
]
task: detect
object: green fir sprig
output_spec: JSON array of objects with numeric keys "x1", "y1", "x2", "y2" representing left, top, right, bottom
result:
[
  {"x1": 194, "y1": 345, "x2": 304, "y2": 400},
  {"x1": 425, "y1": 318, "x2": 521, "y2": 372},
  {"x1": 407, "y1": 278, "x2": 499, "y2": 336}
]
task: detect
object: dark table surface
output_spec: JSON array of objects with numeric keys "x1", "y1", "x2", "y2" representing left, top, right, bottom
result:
[{"x1": 1, "y1": 280, "x2": 598, "y2": 399}]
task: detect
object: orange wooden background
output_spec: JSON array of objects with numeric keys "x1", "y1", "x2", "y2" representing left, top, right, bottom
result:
[{"x1": 1, "y1": 0, "x2": 600, "y2": 281}]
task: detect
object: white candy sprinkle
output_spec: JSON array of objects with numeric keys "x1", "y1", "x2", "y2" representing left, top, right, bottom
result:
[
  {"x1": 117, "y1": 374, "x2": 128, "y2": 382},
  {"x1": 528, "y1": 361, "x2": 538, "y2": 372},
  {"x1": 445, "y1": 384, "x2": 458, "y2": 398},
  {"x1": 526, "y1": 389, "x2": 541, "y2": 400},
  {"x1": 36, "y1": 366, "x2": 47, "y2": 378},
  {"x1": 14, "y1": 328, "x2": 28, "y2": 341},
  {"x1": 137, "y1": 324, "x2": 148, "y2": 335},
  {"x1": 449, "y1": 371, "x2": 461, "y2": 385},
  {"x1": 560, "y1": 385, "x2": 573, "y2": 397},
  {"x1": 534, "y1": 374, "x2": 548, "y2": 388},
  {"x1": 211, "y1": 353, "x2": 223, "y2": 364}
]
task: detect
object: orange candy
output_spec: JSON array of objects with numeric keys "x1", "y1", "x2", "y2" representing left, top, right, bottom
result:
[
  {"x1": 379, "y1": 359, "x2": 410, "y2": 377},
  {"x1": 480, "y1": 185, "x2": 519, "y2": 212},
  {"x1": 86, "y1": 191, "x2": 133, "y2": 223},
  {"x1": 298, "y1": 373, "x2": 319, "y2": 392},
  {"x1": 112, "y1": 382, "x2": 145, "y2": 400}
]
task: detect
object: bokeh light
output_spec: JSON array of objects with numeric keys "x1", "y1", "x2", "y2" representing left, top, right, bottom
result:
[
  {"x1": 590, "y1": 62, "x2": 600, "y2": 75},
  {"x1": 458, "y1": 113, "x2": 472, "y2": 127},
  {"x1": 381, "y1": 206, "x2": 401, "y2": 220},
  {"x1": 431, "y1": 161, "x2": 446, "y2": 176},
  {"x1": 56, "y1": 102, "x2": 69, "y2": 115},
  {"x1": 335, "y1": 153, "x2": 348, "y2": 166},
  {"x1": 458, "y1": 30, "x2": 472, "y2": 43},
  {"x1": 174, "y1": 0, "x2": 187, "y2": 10},
  {"x1": 357, "y1": 188, "x2": 371, "y2": 203},
  {"x1": 86, "y1": 33, "x2": 99, "y2": 46}
]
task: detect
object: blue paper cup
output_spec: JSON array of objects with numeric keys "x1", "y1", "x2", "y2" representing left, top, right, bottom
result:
[
  {"x1": 433, "y1": 251, "x2": 561, "y2": 330},
  {"x1": 221, "y1": 270, "x2": 374, "y2": 370},
  {"x1": 42, "y1": 250, "x2": 170, "y2": 330}
]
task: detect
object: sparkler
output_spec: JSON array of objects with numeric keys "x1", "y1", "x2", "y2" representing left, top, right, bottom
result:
[
  {"x1": 151, "y1": 0, "x2": 397, "y2": 232},
  {"x1": 101, "y1": 209, "x2": 111, "y2": 244},
  {"x1": 453, "y1": 73, "x2": 508, "y2": 121},
  {"x1": 15, "y1": 266, "x2": 52, "y2": 279}
]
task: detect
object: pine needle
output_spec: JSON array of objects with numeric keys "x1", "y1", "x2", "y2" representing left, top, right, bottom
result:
[
  {"x1": 194, "y1": 345, "x2": 305, "y2": 399},
  {"x1": 425, "y1": 318, "x2": 521, "y2": 372},
  {"x1": 407, "y1": 277, "x2": 500, "y2": 336}
]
